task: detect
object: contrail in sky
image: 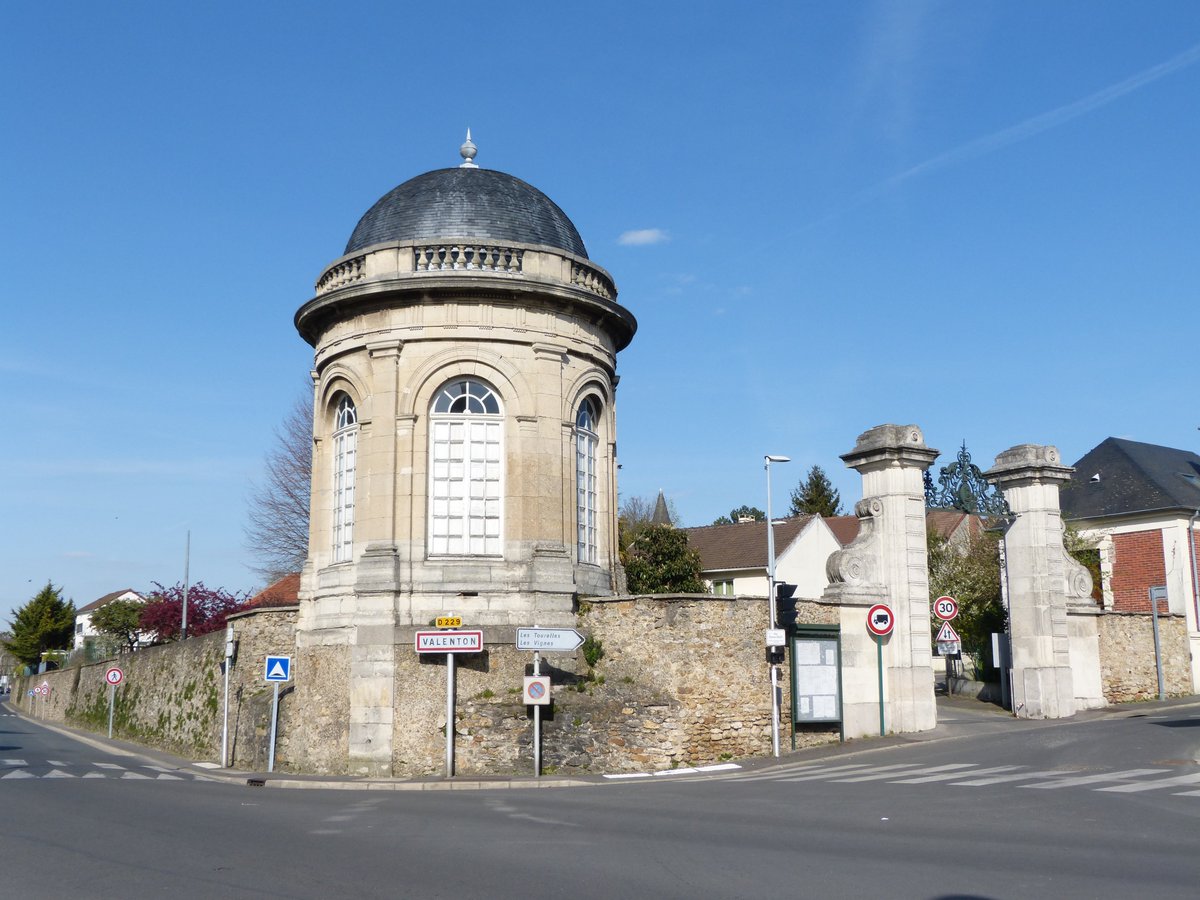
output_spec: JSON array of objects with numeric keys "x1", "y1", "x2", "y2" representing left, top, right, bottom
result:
[
  {"x1": 880, "y1": 39, "x2": 1200, "y2": 190},
  {"x1": 805, "y1": 37, "x2": 1200, "y2": 226}
]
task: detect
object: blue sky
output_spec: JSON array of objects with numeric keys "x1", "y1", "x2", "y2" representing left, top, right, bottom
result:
[{"x1": 3, "y1": 2, "x2": 1199, "y2": 624}]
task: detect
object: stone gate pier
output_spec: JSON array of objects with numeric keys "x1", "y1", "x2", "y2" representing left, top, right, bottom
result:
[
  {"x1": 986, "y1": 444, "x2": 1101, "y2": 719},
  {"x1": 820, "y1": 424, "x2": 939, "y2": 738}
]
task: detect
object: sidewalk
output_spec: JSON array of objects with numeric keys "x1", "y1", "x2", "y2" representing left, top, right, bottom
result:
[{"x1": 7, "y1": 692, "x2": 1200, "y2": 792}]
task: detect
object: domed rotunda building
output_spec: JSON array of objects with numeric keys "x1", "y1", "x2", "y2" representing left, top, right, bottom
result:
[{"x1": 292, "y1": 137, "x2": 636, "y2": 774}]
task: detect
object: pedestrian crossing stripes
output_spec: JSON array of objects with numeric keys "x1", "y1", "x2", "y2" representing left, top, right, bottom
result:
[
  {"x1": 691, "y1": 758, "x2": 1200, "y2": 797},
  {"x1": 0, "y1": 760, "x2": 196, "y2": 781}
]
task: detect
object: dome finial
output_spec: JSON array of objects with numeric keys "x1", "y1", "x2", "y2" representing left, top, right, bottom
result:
[{"x1": 459, "y1": 128, "x2": 478, "y2": 168}]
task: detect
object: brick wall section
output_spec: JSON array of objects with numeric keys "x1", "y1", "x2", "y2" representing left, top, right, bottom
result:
[
  {"x1": 1097, "y1": 612, "x2": 1190, "y2": 702},
  {"x1": 1110, "y1": 530, "x2": 1168, "y2": 613}
]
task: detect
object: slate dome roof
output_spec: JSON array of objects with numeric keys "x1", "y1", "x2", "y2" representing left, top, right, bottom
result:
[{"x1": 344, "y1": 167, "x2": 589, "y2": 260}]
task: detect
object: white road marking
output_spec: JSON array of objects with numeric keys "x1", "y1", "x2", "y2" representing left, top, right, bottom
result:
[
  {"x1": 192, "y1": 762, "x2": 222, "y2": 769},
  {"x1": 120, "y1": 771, "x2": 151, "y2": 780},
  {"x1": 44, "y1": 769, "x2": 76, "y2": 778},
  {"x1": 94, "y1": 763, "x2": 124, "y2": 770},
  {"x1": 775, "y1": 764, "x2": 875, "y2": 782},
  {"x1": 46, "y1": 760, "x2": 69, "y2": 767},
  {"x1": 1022, "y1": 768, "x2": 1170, "y2": 789},
  {"x1": 830, "y1": 764, "x2": 925, "y2": 783},
  {"x1": 83, "y1": 772, "x2": 107, "y2": 779},
  {"x1": 3, "y1": 759, "x2": 27, "y2": 767},
  {"x1": 886, "y1": 764, "x2": 993, "y2": 783},
  {"x1": 1097, "y1": 772, "x2": 1200, "y2": 793},
  {"x1": 894, "y1": 765, "x2": 1022, "y2": 784},
  {"x1": 1, "y1": 770, "x2": 35, "y2": 779},
  {"x1": 952, "y1": 770, "x2": 1069, "y2": 786},
  {"x1": 156, "y1": 773, "x2": 183, "y2": 780}
]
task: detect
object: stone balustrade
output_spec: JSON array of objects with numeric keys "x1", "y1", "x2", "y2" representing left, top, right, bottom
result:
[
  {"x1": 414, "y1": 243, "x2": 524, "y2": 274},
  {"x1": 316, "y1": 254, "x2": 366, "y2": 293},
  {"x1": 313, "y1": 240, "x2": 617, "y2": 303}
]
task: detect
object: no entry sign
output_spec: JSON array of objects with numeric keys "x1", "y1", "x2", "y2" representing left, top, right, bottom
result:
[{"x1": 866, "y1": 604, "x2": 895, "y2": 637}]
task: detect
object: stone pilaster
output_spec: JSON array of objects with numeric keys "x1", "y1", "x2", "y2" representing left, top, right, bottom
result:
[
  {"x1": 986, "y1": 444, "x2": 1081, "y2": 719},
  {"x1": 820, "y1": 424, "x2": 939, "y2": 737}
]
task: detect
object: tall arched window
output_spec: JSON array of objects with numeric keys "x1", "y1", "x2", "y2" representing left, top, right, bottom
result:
[
  {"x1": 429, "y1": 379, "x2": 503, "y2": 556},
  {"x1": 576, "y1": 396, "x2": 600, "y2": 564},
  {"x1": 331, "y1": 394, "x2": 357, "y2": 563}
]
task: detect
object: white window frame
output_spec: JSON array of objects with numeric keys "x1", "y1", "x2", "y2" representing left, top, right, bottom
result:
[
  {"x1": 332, "y1": 395, "x2": 357, "y2": 563},
  {"x1": 428, "y1": 379, "x2": 503, "y2": 557},
  {"x1": 576, "y1": 397, "x2": 600, "y2": 564}
]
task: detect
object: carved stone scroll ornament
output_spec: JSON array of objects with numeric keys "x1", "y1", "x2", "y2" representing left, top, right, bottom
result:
[
  {"x1": 1060, "y1": 523, "x2": 1096, "y2": 604},
  {"x1": 825, "y1": 497, "x2": 884, "y2": 585}
]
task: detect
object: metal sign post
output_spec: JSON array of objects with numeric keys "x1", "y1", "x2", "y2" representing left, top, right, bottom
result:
[
  {"x1": 104, "y1": 667, "x2": 124, "y2": 738},
  {"x1": 446, "y1": 651, "x2": 456, "y2": 777},
  {"x1": 264, "y1": 655, "x2": 292, "y2": 773},
  {"x1": 1149, "y1": 586, "x2": 1167, "y2": 701},
  {"x1": 414, "y1": 628, "x2": 484, "y2": 779},
  {"x1": 516, "y1": 627, "x2": 556, "y2": 777},
  {"x1": 532, "y1": 651, "x2": 541, "y2": 777},
  {"x1": 866, "y1": 604, "x2": 894, "y2": 737},
  {"x1": 221, "y1": 626, "x2": 235, "y2": 767}
]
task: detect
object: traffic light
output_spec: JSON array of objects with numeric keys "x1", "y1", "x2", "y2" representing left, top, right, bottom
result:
[{"x1": 775, "y1": 582, "x2": 797, "y2": 602}]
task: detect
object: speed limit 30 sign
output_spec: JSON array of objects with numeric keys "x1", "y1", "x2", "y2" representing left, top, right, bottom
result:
[{"x1": 934, "y1": 596, "x2": 959, "y2": 621}]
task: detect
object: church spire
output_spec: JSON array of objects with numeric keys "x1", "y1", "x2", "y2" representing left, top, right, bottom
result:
[{"x1": 651, "y1": 490, "x2": 672, "y2": 527}]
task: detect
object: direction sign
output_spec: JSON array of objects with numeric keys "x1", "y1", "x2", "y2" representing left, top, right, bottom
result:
[
  {"x1": 415, "y1": 630, "x2": 484, "y2": 653},
  {"x1": 105, "y1": 667, "x2": 124, "y2": 686},
  {"x1": 866, "y1": 604, "x2": 895, "y2": 637},
  {"x1": 264, "y1": 655, "x2": 292, "y2": 682},
  {"x1": 935, "y1": 621, "x2": 961, "y2": 644},
  {"x1": 934, "y1": 596, "x2": 959, "y2": 621},
  {"x1": 515, "y1": 627, "x2": 585, "y2": 652}
]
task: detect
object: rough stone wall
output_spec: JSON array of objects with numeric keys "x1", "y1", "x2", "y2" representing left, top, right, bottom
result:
[
  {"x1": 12, "y1": 608, "x2": 298, "y2": 766},
  {"x1": 16, "y1": 597, "x2": 843, "y2": 776},
  {"x1": 225, "y1": 607, "x2": 300, "y2": 770},
  {"x1": 277, "y1": 642, "x2": 350, "y2": 774},
  {"x1": 1098, "y1": 612, "x2": 1190, "y2": 702}
]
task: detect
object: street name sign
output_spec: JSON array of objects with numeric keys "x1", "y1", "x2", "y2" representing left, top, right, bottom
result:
[
  {"x1": 264, "y1": 656, "x2": 292, "y2": 682},
  {"x1": 515, "y1": 627, "x2": 585, "y2": 652},
  {"x1": 934, "y1": 596, "x2": 959, "y2": 621},
  {"x1": 416, "y1": 630, "x2": 484, "y2": 653},
  {"x1": 866, "y1": 604, "x2": 895, "y2": 637}
]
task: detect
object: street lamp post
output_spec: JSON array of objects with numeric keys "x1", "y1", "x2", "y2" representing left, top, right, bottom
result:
[{"x1": 765, "y1": 454, "x2": 790, "y2": 758}]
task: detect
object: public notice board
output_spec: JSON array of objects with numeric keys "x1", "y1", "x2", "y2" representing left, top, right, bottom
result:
[{"x1": 793, "y1": 635, "x2": 841, "y2": 723}]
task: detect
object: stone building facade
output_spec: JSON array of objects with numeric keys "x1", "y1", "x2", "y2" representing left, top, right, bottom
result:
[{"x1": 292, "y1": 138, "x2": 637, "y2": 775}]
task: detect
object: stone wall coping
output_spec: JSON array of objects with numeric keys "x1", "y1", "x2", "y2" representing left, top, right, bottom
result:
[
  {"x1": 227, "y1": 604, "x2": 300, "y2": 623},
  {"x1": 1098, "y1": 610, "x2": 1186, "y2": 619},
  {"x1": 589, "y1": 593, "x2": 760, "y2": 604}
]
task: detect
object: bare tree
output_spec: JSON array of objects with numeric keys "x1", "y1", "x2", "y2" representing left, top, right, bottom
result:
[{"x1": 245, "y1": 393, "x2": 313, "y2": 582}]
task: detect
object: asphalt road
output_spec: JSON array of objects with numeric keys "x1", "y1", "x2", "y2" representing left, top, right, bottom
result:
[{"x1": 3, "y1": 695, "x2": 1199, "y2": 899}]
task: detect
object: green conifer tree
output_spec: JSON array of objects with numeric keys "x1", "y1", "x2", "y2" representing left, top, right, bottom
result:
[
  {"x1": 789, "y1": 465, "x2": 844, "y2": 517},
  {"x1": 3, "y1": 582, "x2": 77, "y2": 667}
]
